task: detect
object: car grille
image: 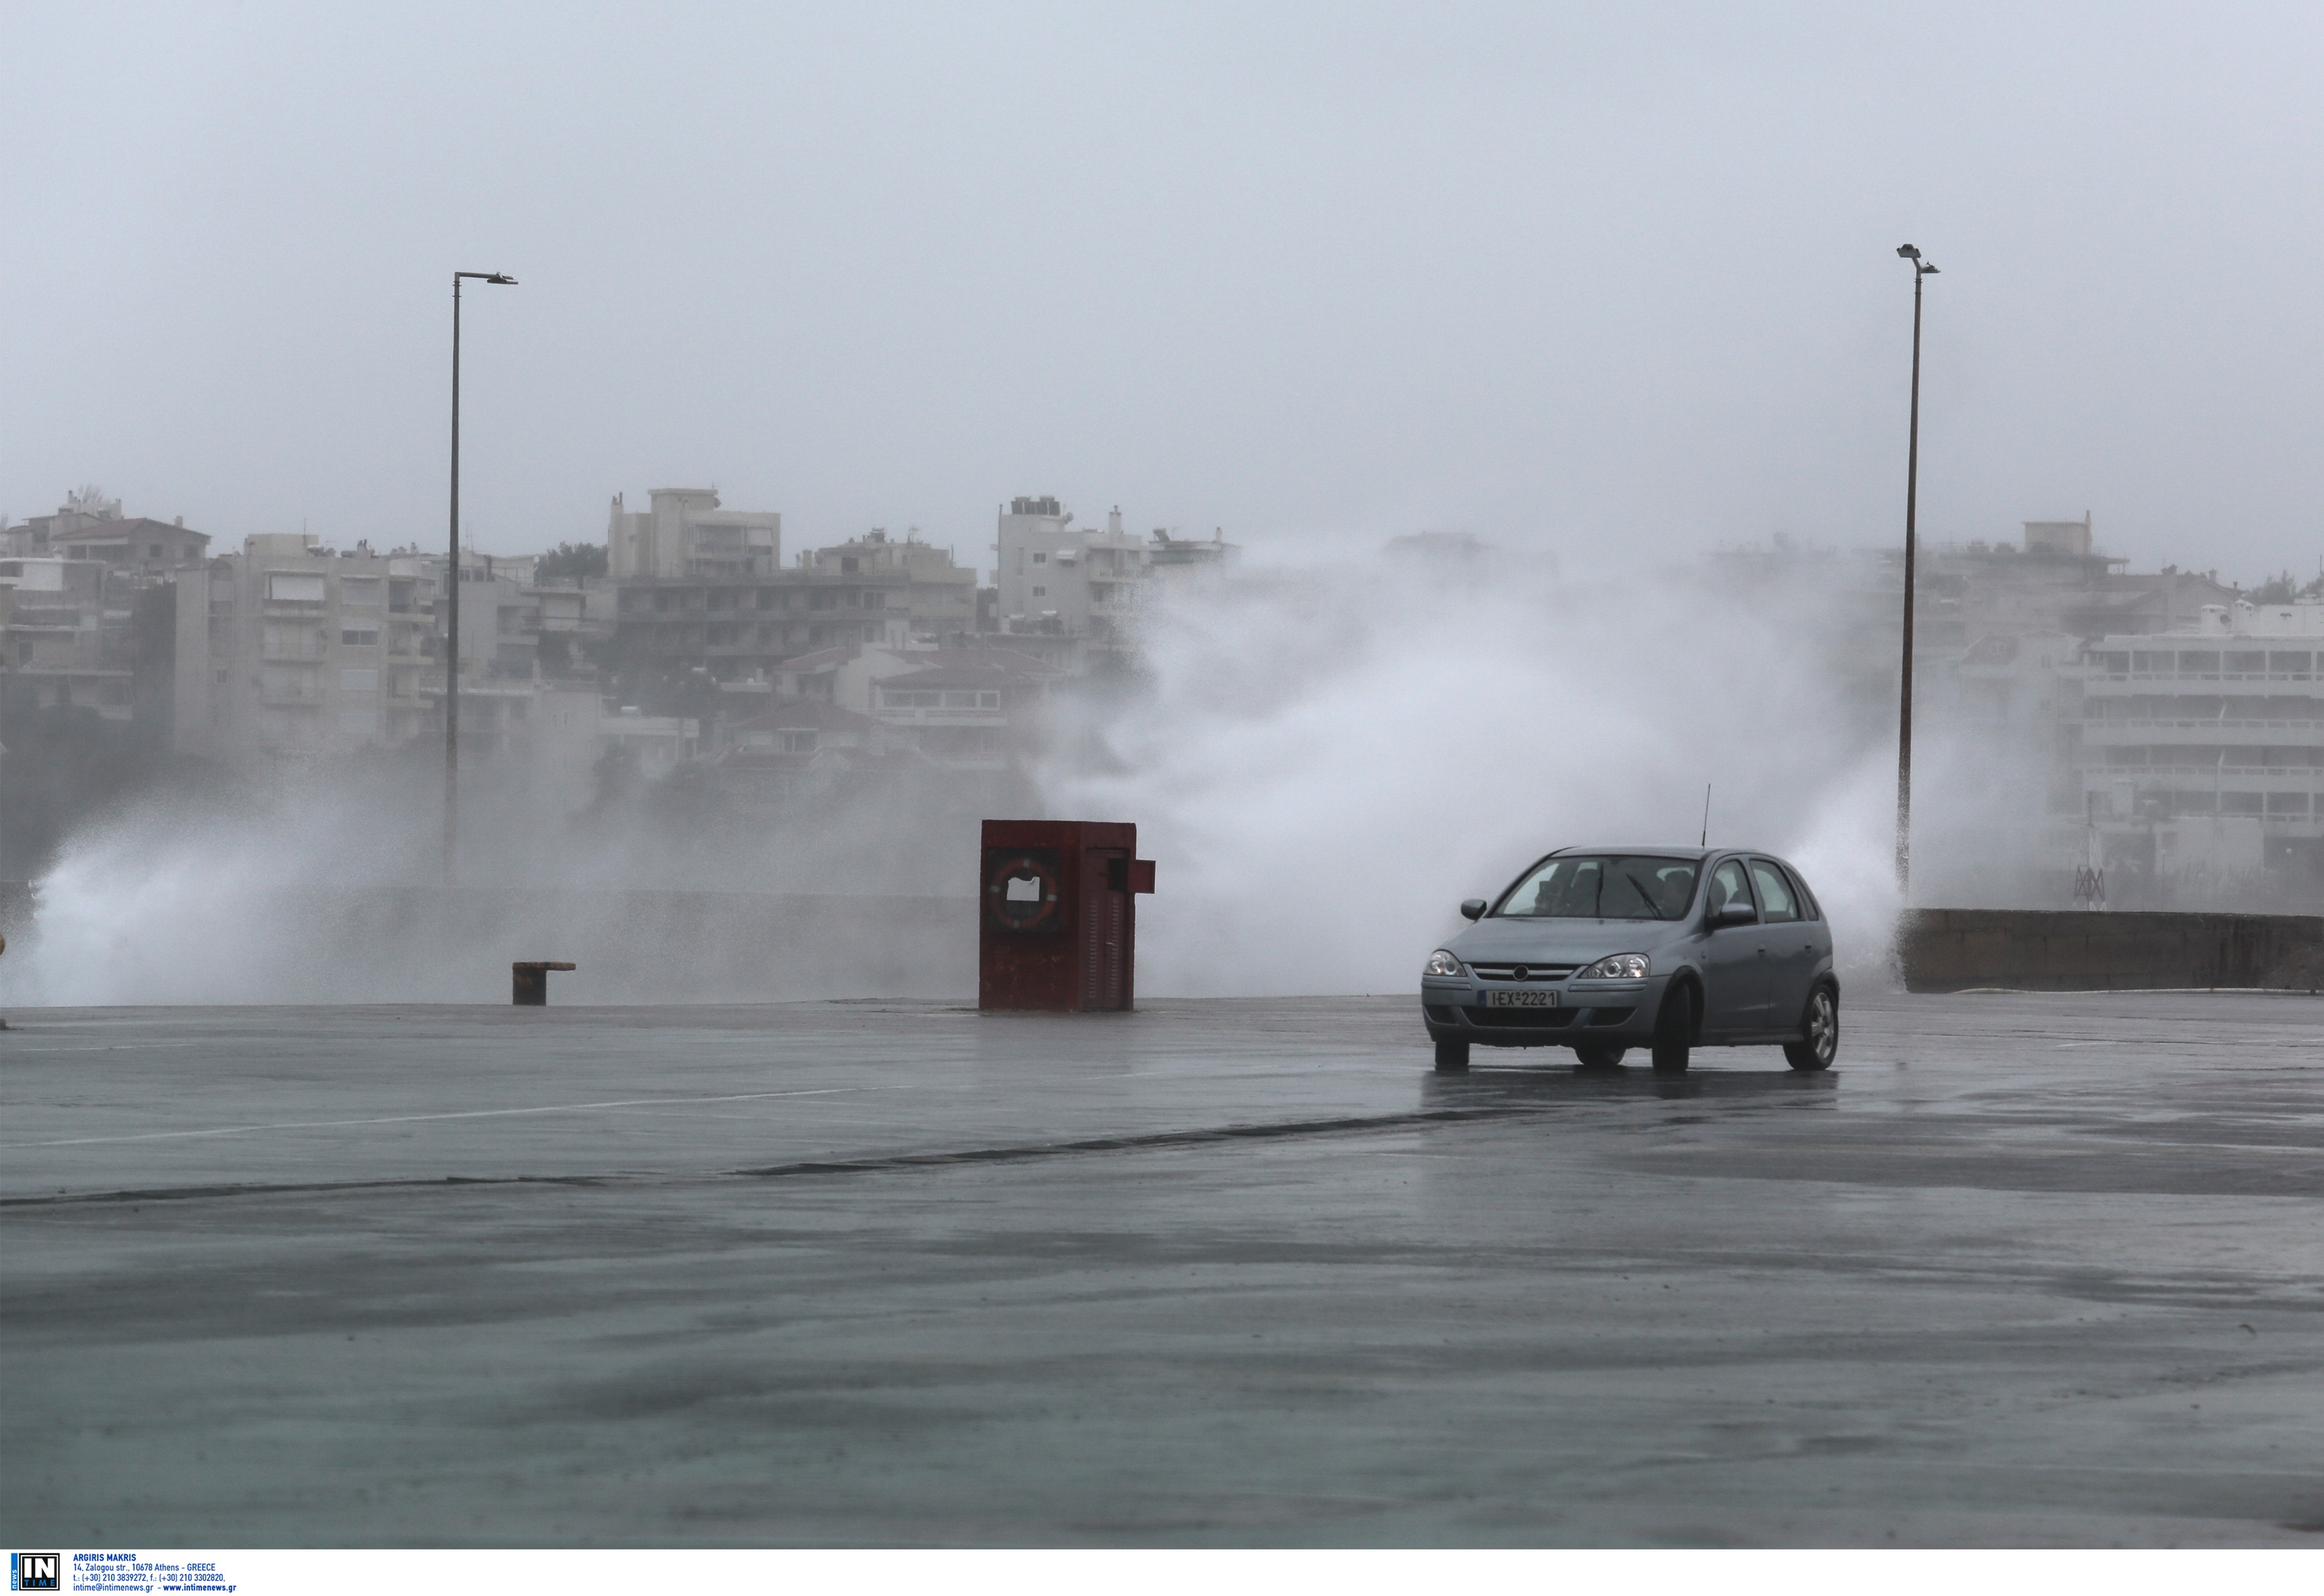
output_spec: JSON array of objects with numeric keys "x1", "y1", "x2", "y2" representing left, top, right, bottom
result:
[
  {"x1": 1463, "y1": 1007, "x2": 1578, "y2": 1029},
  {"x1": 1468, "y1": 962, "x2": 1579, "y2": 982}
]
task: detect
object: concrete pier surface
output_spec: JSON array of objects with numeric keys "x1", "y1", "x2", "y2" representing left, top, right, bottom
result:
[{"x1": 3, "y1": 991, "x2": 2320, "y2": 1547}]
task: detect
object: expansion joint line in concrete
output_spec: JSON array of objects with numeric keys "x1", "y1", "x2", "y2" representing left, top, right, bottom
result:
[{"x1": 0, "y1": 1105, "x2": 1543, "y2": 1211}]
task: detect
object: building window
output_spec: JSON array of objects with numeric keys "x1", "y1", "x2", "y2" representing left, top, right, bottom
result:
[
  {"x1": 339, "y1": 667, "x2": 379, "y2": 693},
  {"x1": 341, "y1": 628, "x2": 379, "y2": 646},
  {"x1": 1032, "y1": 586, "x2": 1046, "y2": 597},
  {"x1": 268, "y1": 573, "x2": 326, "y2": 603},
  {"x1": 340, "y1": 577, "x2": 384, "y2": 605}
]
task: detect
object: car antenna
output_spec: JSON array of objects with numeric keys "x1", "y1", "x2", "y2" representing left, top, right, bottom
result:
[{"x1": 1700, "y1": 784, "x2": 1711, "y2": 848}]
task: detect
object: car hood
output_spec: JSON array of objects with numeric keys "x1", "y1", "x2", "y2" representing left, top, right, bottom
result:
[{"x1": 1448, "y1": 917, "x2": 1689, "y2": 964}]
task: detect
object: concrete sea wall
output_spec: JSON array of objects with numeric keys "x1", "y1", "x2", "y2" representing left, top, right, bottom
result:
[
  {"x1": 1899, "y1": 907, "x2": 2324, "y2": 993},
  {"x1": 1, "y1": 885, "x2": 978, "y2": 1006}
]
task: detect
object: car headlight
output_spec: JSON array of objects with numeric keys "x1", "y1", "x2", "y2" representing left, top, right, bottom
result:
[
  {"x1": 1578, "y1": 953, "x2": 1650, "y2": 980},
  {"x1": 1424, "y1": 949, "x2": 1466, "y2": 978}
]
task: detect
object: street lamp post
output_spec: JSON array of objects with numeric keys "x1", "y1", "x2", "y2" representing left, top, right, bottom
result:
[
  {"x1": 446, "y1": 270, "x2": 517, "y2": 885},
  {"x1": 1894, "y1": 243, "x2": 1938, "y2": 896}
]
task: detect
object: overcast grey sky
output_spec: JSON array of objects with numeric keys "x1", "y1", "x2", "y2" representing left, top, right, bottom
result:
[{"x1": 6, "y1": 1, "x2": 2319, "y2": 581}]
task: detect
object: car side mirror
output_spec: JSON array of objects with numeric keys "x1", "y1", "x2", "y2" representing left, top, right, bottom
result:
[
  {"x1": 1459, "y1": 899, "x2": 1488, "y2": 921},
  {"x1": 1707, "y1": 901, "x2": 1756, "y2": 928}
]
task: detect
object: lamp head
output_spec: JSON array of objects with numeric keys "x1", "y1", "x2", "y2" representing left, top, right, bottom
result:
[
  {"x1": 485, "y1": 274, "x2": 518, "y2": 285},
  {"x1": 1896, "y1": 244, "x2": 1921, "y2": 260}
]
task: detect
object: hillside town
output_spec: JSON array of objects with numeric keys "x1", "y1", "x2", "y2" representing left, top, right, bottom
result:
[{"x1": 2, "y1": 485, "x2": 2317, "y2": 907}]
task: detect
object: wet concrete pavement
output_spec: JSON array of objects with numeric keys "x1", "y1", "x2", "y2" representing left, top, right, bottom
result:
[{"x1": 3, "y1": 991, "x2": 2320, "y2": 1545}]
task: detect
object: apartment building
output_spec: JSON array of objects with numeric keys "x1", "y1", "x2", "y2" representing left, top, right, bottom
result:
[
  {"x1": 1914, "y1": 520, "x2": 2239, "y2": 657},
  {"x1": 992, "y1": 498, "x2": 1236, "y2": 671},
  {"x1": 607, "y1": 488, "x2": 780, "y2": 580},
  {"x1": 712, "y1": 700, "x2": 887, "y2": 809},
  {"x1": 0, "y1": 555, "x2": 133, "y2": 721},
  {"x1": 445, "y1": 547, "x2": 539, "y2": 681},
  {"x1": 869, "y1": 655, "x2": 1049, "y2": 771},
  {"x1": 526, "y1": 576, "x2": 618, "y2": 679},
  {"x1": 174, "y1": 534, "x2": 441, "y2": 765},
  {"x1": 1147, "y1": 527, "x2": 1238, "y2": 581},
  {"x1": 765, "y1": 641, "x2": 1055, "y2": 713},
  {"x1": 611, "y1": 569, "x2": 912, "y2": 691},
  {"x1": 994, "y1": 498, "x2": 1144, "y2": 638},
  {"x1": 1, "y1": 486, "x2": 194, "y2": 560},
  {"x1": 2077, "y1": 600, "x2": 2324, "y2": 899},
  {"x1": 1, "y1": 490, "x2": 213, "y2": 728},
  {"x1": 800, "y1": 529, "x2": 978, "y2": 641},
  {"x1": 706, "y1": 641, "x2": 1055, "y2": 807}
]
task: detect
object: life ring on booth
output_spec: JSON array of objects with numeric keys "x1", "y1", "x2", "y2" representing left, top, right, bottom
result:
[{"x1": 985, "y1": 853, "x2": 1062, "y2": 931}]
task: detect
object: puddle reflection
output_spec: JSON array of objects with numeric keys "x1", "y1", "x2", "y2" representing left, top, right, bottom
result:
[{"x1": 1422, "y1": 1062, "x2": 1839, "y2": 1111}]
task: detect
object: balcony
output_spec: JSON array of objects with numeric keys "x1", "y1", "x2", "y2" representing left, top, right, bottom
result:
[
  {"x1": 2090, "y1": 718, "x2": 2323, "y2": 738},
  {"x1": 877, "y1": 706, "x2": 1007, "y2": 725},
  {"x1": 2082, "y1": 763, "x2": 2321, "y2": 783},
  {"x1": 2084, "y1": 669, "x2": 2315, "y2": 687}
]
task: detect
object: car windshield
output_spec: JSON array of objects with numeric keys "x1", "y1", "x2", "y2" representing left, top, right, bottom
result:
[{"x1": 1494, "y1": 855, "x2": 1700, "y2": 920}]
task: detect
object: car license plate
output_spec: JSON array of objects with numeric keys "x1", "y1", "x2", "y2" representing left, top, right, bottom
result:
[{"x1": 1484, "y1": 989, "x2": 1559, "y2": 1008}]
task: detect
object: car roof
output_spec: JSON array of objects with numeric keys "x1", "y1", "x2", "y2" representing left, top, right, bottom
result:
[{"x1": 1545, "y1": 845, "x2": 1787, "y2": 863}]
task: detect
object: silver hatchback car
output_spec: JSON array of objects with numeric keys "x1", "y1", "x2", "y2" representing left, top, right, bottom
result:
[{"x1": 1420, "y1": 846, "x2": 1837, "y2": 1073}]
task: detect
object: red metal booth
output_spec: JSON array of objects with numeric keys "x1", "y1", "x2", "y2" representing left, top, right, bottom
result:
[{"x1": 979, "y1": 819, "x2": 1156, "y2": 1012}]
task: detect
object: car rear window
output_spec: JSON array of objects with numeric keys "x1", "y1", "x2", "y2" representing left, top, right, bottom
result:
[
  {"x1": 1784, "y1": 865, "x2": 1822, "y2": 921},
  {"x1": 1495, "y1": 855, "x2": 1700, "y2": 920},
  {"x1": 1749, "y1": 860, "x2": 1801, "y2": 923}
]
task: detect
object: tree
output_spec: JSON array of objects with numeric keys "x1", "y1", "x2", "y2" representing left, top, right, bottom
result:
[
  {"x1": 2246, "y1": 569, "x2": 2324, "y2": 604},
  {"x1": 536, "y1": 541, "x2": 608, "y2": 582}
]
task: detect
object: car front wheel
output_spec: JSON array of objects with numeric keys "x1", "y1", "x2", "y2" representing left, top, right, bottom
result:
[
  {"x1": 1650, "y1": 981, "x2": 1693, "y2": 1073},
  {"x1": 1784, "y1": 985, "x2": 1838, "y2": 1071},
  {"x1": 1433, "y1": 1036, "x2": 1470, "y2": 1073}
]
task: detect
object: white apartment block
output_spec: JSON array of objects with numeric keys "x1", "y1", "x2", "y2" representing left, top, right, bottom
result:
[
  {"x1": 174, "y1": 535, "x2": 440, "y2": 765},
  {"x1": 2078, "y1": 599, "x2": 2324, "y2": 890},
  {"x1": 993, "y1": 498, "x2": 1149, "y2": 637},
  {"x1": 993, "y1": 498, "x2": 1236, "y2": 669},
  {"x1": 607, "y1": 488, "x2": 780, "y2": 580}
]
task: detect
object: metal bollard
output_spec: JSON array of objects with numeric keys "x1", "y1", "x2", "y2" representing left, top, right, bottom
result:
[{"x1": 512, "y1": 960, "x2": 577, "y2": 1006}]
